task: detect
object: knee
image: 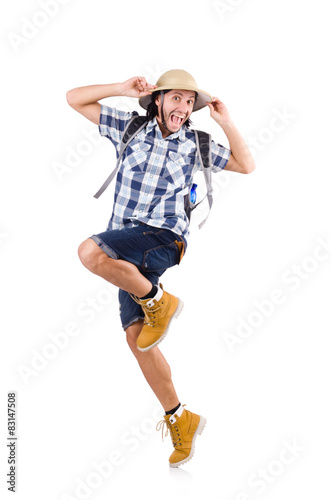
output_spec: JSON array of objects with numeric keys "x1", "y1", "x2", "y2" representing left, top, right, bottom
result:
[
  {"x1": 78, "y1": 239, "x2": 103, "y2": 271},
  {"x1": 126, "y1": 331, "x2": 137, "y2": 354},
  {"x1": 126, "y1": 321, "x2": 144, "y2": 357}
]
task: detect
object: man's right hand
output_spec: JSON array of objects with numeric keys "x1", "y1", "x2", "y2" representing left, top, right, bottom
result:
[{"x1": 119, "y1": 77, "x2": 157, "y2": 98}]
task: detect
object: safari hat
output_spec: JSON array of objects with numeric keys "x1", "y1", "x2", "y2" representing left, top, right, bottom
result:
[{"x1": 139, "y1": 69, "x2": 213, "y2": 112}]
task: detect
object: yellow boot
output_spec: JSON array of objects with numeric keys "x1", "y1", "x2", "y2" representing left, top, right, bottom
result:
[
  {"x1": 135, "y1": 284, "x2": 184, "y2": 352},
  {"x1": 157, "y1": 405, "x2": 206, "y2": 467}
]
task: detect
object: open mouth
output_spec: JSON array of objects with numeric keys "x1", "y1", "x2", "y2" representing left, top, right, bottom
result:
[{"x1": 170, "y1": 113, "x2": 185, "y2": 127}]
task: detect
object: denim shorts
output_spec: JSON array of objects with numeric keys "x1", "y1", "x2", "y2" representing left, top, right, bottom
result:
[{"x1": 90, "y1": 223, "x2": 187, "y2": 331}]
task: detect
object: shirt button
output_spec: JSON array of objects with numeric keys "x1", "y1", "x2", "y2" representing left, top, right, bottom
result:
[{"x1": 156, "y1": 157, "x2": 159, "y2": 160}]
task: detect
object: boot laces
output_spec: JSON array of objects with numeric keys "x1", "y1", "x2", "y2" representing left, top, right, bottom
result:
[
  {"x1": 129, "y1": 293, "x2": 162, "y2": 327},
  {"x1": 156, "y1": 419, "x2": 170, "y2": 441},
  {"x1": 156, "y1": 418, "x2": 182, "y2": 447},
  {"x1": 143, "y1": 302, "x2": 162, "y2": 327}
]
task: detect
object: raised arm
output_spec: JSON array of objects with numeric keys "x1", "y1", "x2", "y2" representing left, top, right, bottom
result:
[
  {"x1": 206, "y1": 97, "x2": 256, "y2": 174},
  {"x1": 66, "y1": 77, "x2": 157, "y2": 125}
]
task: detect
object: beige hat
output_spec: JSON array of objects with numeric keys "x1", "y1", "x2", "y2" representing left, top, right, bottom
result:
[{"x1": 139, "y1": 69, "x2": 213, "y2": 112}]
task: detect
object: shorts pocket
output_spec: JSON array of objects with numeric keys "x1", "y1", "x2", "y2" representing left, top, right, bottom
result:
[
  {"x1": 142, "y1": 242, "x2": 180, "y2": 272},
  {"x1": 142, "y1": 229, "x2": 166, "y2": 237}
]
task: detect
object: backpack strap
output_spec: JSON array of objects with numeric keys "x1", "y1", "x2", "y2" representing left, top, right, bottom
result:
[
  {"x1": 93, "y1": 114, "x2": 149, "y2": 199},
  {"x1": 193, "y1": 130, "x2": 213, "y2": 229}
]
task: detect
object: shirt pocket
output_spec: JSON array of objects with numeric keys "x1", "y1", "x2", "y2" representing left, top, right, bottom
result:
[
  {"x1": 123, "y1": 141, "x2": 151, "y2": 172},
  {"x1": 164, "y1": 151, "x2": 189, "y2": 185}
]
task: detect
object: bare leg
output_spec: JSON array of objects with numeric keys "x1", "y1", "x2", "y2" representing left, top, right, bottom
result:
[
  {"x1": 126, "y1": 320, "x2": 180, "y2": 412},
  {"x1": 79, "y1": 240, "x2": 179, "y2": 410},
  {"x1": 78, "y1": 238, "x2": 152, "y2": 297}
]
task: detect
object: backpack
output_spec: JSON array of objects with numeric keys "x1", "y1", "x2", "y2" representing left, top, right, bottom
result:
[{"x1": 94, "y1": 114, "x2": 213, "y2": 229}]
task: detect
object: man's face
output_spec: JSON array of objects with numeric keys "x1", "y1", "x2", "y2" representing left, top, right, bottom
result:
[{"x1": 155, "y1": 89, "x2": 196, "y2": 135}]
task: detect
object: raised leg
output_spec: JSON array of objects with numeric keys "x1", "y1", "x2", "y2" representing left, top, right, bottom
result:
[{"x1": 78, "y1": 238, "x2": 152, "y2": 297}]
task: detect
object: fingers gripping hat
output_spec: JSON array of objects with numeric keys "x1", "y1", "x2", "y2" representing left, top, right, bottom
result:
[{"x1": 139, "y1": 69, "x2": 213, "y2": 112}]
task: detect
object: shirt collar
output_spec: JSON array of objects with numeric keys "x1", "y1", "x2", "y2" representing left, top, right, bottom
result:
[{"x1": 146, "y1": 117, "x2": 186, "y2": 142}]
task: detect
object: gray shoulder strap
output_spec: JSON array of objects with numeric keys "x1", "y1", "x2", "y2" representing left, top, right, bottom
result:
[
  {"x1": 93, "y1": 115, "x2": 148, "y2": 199},
  {"x1": 194, "y1": 130, "x2": 213, "y2": 229}
]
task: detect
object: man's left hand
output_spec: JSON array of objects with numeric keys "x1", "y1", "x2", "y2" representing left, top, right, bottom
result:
[{"x1": 206, "y1": 97, "x2": 231, "y2": 125}]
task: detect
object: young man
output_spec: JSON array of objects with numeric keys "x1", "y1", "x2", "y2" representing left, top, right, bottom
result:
[{"x1": 66, "y1": 69, "x2": 255, "y2": 467}]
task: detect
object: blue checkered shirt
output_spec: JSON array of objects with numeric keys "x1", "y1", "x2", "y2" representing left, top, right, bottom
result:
[{"x1": 98, "y1": 104, "x2": 231, "y2": 238}]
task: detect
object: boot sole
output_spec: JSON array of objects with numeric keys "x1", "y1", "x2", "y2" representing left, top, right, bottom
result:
[
  {"x1": 169, "y1": 415, "x2": 207, "y2": 468},
  {"x1": 137, "y1": 298, "x2": 184, "y2": 352}
]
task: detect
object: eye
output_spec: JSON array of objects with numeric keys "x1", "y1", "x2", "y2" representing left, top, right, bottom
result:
[{"x1": 173, "y1": 96, "x2": 179, "y2": 101}]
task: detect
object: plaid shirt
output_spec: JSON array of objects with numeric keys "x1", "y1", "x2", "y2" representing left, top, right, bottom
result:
[{"x1": 98, "y1": 104, "x2": 231, "y2": 238}]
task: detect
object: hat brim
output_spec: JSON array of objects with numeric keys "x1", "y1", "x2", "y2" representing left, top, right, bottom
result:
[{"x1": 139, "y1": 85, "x2": 213, "y2": 112}]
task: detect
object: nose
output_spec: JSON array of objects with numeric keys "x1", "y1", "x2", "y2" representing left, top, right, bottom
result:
[{"x1": 177, "y1": 102, "x2": 189, "y2": 116}]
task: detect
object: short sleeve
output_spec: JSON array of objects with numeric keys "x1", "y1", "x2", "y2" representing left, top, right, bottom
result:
[
  {"x1": 195, "y1": 138, "x2": 231, "y2": 173},
  {"x1": 98, "y1": 104, "x2": 137, "y2": 148},
  {"x1": 210, "y1": 140, "x2": 231, "y2": 172}
]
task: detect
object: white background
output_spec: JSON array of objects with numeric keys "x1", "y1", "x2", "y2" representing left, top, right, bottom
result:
[{"x1": 1, "y1": 0, "x2": 331, "y2": 499}]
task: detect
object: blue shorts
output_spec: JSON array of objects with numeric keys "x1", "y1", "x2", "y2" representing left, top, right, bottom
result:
[{"x1": 90, "y1": 223, "x2": 187, "y2": 331}]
